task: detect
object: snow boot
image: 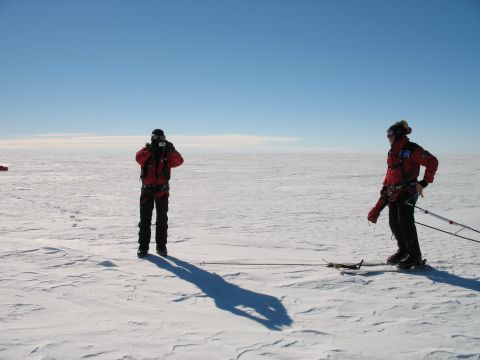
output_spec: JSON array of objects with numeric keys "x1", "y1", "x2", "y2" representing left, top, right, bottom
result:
[
  {"x1": 386, "y1": 249, "x2": 408, "y2": 264},
  {"x1": 156, "y1": 246, "x2": 168, "y2": 257},
  {"x1": 137, "y1": 247, "x2": 148, "y2": 258},
  {"x1": 397, "y1": 255, "x2": 423, "y2": 270}
]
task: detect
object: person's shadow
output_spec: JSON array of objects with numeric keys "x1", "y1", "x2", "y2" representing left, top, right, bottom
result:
[{"x1": 146, "y1": 256, "x2": 293, "y2": 331}]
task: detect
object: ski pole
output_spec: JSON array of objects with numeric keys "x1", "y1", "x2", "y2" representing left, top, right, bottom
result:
[
  {"x1": 405, "y1": 201, "x2": 480, "y2": 235},
  {"x1": 415, "y1": 221, "x2": 480, "y2": 244}
]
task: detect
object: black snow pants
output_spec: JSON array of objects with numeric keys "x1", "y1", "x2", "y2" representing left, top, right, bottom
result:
[
  {"x1": 388, "y1": 192, "x2": 422, "y2": 260},
  {"x1": 138, "y1": 192, "x2": 169, "y2": 251}
]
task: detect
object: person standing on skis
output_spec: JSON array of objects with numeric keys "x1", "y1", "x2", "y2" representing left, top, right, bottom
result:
[
  {"x1": 368, "y1": 120, "x2": 438, "y2": 269},
  {"x1": 136, "y1": 129, "x2": 184, "y2": 258}
]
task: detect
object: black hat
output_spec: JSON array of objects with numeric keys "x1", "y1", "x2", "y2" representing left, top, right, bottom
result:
[
  {"x1": 151, "y1": 129, "x2": 165, "y2": 141},
  {"x1": 387, "y1": 120, "x2": 412, "y2": 139},
  {"x1": 151, "y1": 129, "x2": 165, "y2": 144}
]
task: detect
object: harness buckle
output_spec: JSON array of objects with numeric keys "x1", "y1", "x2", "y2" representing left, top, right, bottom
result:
[{"x1": 141, "y1": 183, "x2": 170, "y2": 193}]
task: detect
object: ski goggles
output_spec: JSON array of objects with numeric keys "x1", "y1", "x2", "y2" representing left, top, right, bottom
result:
[{"x1": 152, "y1": 134, "x2": 166, "y2": 141}]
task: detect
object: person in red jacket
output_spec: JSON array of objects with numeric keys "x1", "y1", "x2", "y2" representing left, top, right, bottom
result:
[
  {"x1": 136, "y1": 129, "x2": 184, "y2": 258},
  {"x1": 368, "y1": 121, "x2": 438, "y2": 269}
]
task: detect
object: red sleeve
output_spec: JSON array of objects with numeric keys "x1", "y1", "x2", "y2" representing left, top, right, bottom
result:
[
  {"x1": 168, "y1": 150, "x2": 184, "y2": 168},
  {"x1": 412, "y1": 146, "x2": 438, "y2": 184},
  {"x1": 135, "y1": 147, "x2": 151, "y2": 166}
]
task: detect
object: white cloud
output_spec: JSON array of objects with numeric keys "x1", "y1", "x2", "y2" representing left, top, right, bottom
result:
[
  {"x1": 0, "y1": 133, "x2": 302, "y2": 151},
  {"x1": 38, "y1": 133, "x2": 97, "y2": 137},
  {"x1": 173, "y1": 134, "x2": 301, "y2": 148}
]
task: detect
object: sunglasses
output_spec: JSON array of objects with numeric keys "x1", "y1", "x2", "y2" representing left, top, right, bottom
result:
[
  {"x1": 387, "y1": 131, "x2": 395, "y2": 139},
  {"x1": 152, "y1": 134, "x2": 165, "y2": 141}
]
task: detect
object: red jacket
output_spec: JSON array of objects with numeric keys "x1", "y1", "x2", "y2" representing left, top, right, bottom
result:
[
  {"x1": 136, "y1": 145, "x2": 184, "y2": 194},
  {"x1": 383, "y1": 136, "x2": 438, "y2": 186}
]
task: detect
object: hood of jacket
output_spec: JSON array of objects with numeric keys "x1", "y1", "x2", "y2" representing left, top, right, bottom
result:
[{"x1": 387, "y1": 135, "x2": 409, "y2": 167}]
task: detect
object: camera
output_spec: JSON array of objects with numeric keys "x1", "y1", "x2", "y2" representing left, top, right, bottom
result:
[{"x1": 151, "y1": 140, "x2": 166, "y2": 152}]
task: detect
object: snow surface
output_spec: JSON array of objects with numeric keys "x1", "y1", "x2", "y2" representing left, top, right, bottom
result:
[{"x1": 1, "y1": 151, "x2": 479, "y2": 360}]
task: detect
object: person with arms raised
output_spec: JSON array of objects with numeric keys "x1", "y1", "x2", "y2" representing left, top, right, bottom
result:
[{"x1": 136, "y1": 129, "x2": 184, "y2": 258}]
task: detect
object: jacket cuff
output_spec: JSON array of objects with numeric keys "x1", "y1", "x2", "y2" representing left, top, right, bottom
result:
[{"x1": 418, "y1": 180, "x2": 428, "y2": 188}]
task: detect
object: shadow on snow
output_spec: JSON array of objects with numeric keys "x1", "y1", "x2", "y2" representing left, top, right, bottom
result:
[
  {"x1": 349, "y1": 266, "x2": 479, "y2": 292},
  {"x1": 418, "y1": 267, "x2": 479, "y2": 292},
  {"x1": 146, "y1": 255, "x2": 293, "y2": 331}
]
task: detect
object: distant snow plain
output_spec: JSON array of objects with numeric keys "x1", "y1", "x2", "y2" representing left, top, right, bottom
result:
[{"x1": 1, "y1": 149, "x2": 479, "y2": 360}]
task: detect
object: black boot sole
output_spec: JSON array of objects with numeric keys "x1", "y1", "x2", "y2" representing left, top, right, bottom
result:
[{"x1": 397, "y1": 259, "x2": 427, "y2": 270}]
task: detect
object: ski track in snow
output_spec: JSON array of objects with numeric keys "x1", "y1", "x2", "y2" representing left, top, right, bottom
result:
[{"x1": 0, "y1": 151, "x2": 479, "y2": 360}]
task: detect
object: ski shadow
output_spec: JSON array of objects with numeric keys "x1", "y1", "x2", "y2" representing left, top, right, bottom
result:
[
  {"x1": 412, "y1": 267, "x2": 479, "y2": 292},
  {"x1": 145, "y1": 255, "x2": 293, "y2": 331},
  {"x1": 350, "y1": 267, "x2": 479, "y2": 292}
]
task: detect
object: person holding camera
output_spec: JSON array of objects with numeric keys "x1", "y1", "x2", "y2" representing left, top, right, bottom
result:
[{"x1": 135, "y1": 129, "x2": 184, "y2": 258}]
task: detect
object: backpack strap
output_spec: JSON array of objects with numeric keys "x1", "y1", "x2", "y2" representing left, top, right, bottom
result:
[
  {"x1": 140, "y1": 149, "x2": 171, "y2": 187},
  {"x1": 140, "y1": 156, "x2": 151, "y2": 187}
]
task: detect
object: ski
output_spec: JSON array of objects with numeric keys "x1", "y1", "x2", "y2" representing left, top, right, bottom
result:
[
  {"x1": 323, "y1": 259, "x2": 428, "y2": 271},
  {"x1": 323, "y1": 259, "x2": 393, "y2": 270},
  {"x1": 340, "y1": 265, "x2": 431, "y2": 276},
  {"x1": 323, "y1": 259, "x2": 364, "y2": 270}
]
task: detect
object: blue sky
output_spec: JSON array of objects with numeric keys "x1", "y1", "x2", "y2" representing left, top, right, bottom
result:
[{"x1": 0, "y1": 0, "x2": 479, "y2": 153}]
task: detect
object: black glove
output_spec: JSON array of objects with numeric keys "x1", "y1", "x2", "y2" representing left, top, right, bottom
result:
[
  {"x1": 146, "y1": 142, "x2": 159, "y2": 155},
  {"x1": 146, "y1": 143, "x2": 162, "y2": 160},
  {"x1": 417, "y1": 180, "x2": 428, "y2": 188},
  {"x1": 165, "y1": 141, "x2": 175, "y2": 152}
]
